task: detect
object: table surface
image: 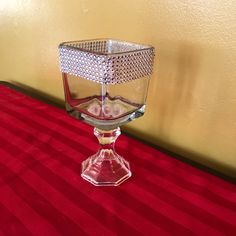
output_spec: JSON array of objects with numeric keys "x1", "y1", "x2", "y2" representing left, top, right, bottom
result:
[{"x1": 0, "y1": 83, "x2": 235, "y2": 236}]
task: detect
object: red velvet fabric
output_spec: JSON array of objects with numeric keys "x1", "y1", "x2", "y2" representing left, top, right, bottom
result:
[{"x1": 0, "y1": 84, "x2": 235, "y2": 236}]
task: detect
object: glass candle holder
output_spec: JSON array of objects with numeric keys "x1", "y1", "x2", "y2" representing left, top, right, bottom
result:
[{"x1": 59, "y1": 39, "x2": 155, "y2": 186}]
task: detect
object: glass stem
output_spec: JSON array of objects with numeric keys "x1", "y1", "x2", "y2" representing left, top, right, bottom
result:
[{"x1": 94, "y1": 127, "x2": 120, "y2": 153}]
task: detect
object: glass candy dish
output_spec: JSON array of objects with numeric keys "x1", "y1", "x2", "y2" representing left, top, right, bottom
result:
[{"x1": 59, "y1": 39, "x2": 155, "y2": 186}]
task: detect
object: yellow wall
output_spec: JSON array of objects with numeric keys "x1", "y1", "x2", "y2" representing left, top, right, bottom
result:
[{"x1": 0, "y1": 0, "x2": 236, "y2": 177}]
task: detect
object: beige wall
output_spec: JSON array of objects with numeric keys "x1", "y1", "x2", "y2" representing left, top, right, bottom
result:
[{"x1": 0, "y1": 0, "x2": 236, "y2": 177}]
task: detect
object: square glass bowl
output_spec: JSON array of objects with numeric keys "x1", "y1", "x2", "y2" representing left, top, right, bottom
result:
[{"x1": 59, "y1": 39, "x2": 154, "y2": 130}]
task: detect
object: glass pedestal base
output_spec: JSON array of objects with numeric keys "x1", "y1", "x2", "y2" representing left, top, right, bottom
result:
[{"x1": 81, "y1": 127, "x2": 131, "y2": 186}]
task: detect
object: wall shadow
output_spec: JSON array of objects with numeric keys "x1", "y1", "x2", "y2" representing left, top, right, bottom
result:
[{"x1": 156, "y1": 41, "x2": 202, "y2": 139}]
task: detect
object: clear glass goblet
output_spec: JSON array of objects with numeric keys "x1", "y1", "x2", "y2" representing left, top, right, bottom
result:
[{"x1": 59, "y1": 39, "x2": 155, "y2": 186}]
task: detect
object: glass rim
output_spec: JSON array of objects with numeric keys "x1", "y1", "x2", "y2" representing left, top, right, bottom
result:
[{"x1": 58, "y1": 38, "x2": 154, "y2": 56}]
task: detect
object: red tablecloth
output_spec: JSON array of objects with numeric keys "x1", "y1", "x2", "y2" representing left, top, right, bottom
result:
[{"x1": 0, "y1": 84, "x2": 235, "y2": 236}]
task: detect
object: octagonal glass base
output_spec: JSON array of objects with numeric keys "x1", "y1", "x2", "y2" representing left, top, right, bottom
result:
[
  {"x1": 81, "y1": 150, "x2": 131, "y2": 186},
  {"x1": 81, "y1": 127, "x2": 131, "y2": 186}
]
